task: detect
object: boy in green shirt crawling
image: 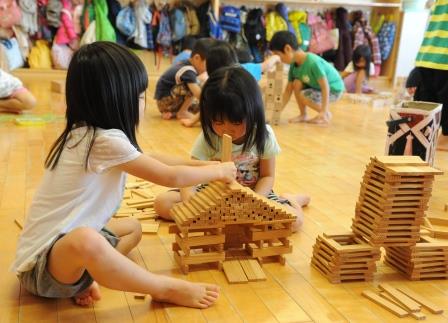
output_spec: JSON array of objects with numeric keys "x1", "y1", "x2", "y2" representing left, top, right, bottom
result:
[{"x1": 270, "y1": 31, "x2": 344, "y2": 125}]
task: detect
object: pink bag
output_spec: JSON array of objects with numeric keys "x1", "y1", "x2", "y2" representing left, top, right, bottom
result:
[
  {"x1": 308, "y1": 14, "x2": 335, "y2": 54},
  {"x1": 51, "y1": 43, "x2": 73, "y2": 69},
  {"x1": 0, "y1": 0, "x2": 22, "y2": 29}
]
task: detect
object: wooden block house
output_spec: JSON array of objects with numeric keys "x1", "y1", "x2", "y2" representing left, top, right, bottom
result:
[{"x1": 169, "y1": 181, "x2": 295, "y2": 273}]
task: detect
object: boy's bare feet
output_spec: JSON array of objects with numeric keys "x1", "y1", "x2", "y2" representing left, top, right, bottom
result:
[
  {"x1": 74, "y1": 281, "x2": 101, "y2": 306},
  {"x1": 281, "y1": 193, "x2": 310, "y2": 207},
  {"x1": 180, "y1": 117, "x2": 199, "y2": 127},
  {"x1": 161, "y1": 112, "x2": 175, "y2": 120},
  {"x1": 437, "y1": 134, "x2": 448, "y2": 151},
  {"x1": 176, "y1": 111, "x2": 194, "y2": 120},
  {"x1": 154, "y1": 277, "x2": 220, "y2": 309},
  {"x1": 289, "y1": 115, "x2": 309, "y2": 123}
]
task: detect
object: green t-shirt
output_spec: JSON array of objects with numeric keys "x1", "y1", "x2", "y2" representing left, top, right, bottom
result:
[{"x1": 288, "y1": 53, "x2": 344, "y2": 93}]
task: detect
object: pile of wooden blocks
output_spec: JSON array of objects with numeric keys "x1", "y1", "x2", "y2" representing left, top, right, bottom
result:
[
  {"x1": 345, "y1": 91, "x2": 394, "y2": 108},
  {"x1": 169, "y1": 180, "x2": 295, "y2": 274},
  {"x1": 352, "y1": 156, "x2": 442, "y2": 246},
  {"x1": 385, "y1": 235, "x2": 448, "y2": 280},
  {"x1": 264, "y1": 63, "x2": 284, "y2": 125},
  {"x1": 362, "y1": 283, "x2": 443, "y2": 319},
  {"x1": 222, "y1": 259, "x2": 267, "y2": 284},
  {"x1": 311, "y1": 232, "x2": 380, "y2": 283},
  {"x1": 115, "y1": 178, "x2": 159, "y2": 233}
]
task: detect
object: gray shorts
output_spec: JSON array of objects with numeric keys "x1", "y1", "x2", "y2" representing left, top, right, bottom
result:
[
  {"x1": 18, "y1": 227, "x2": 119, "y2": 299},
  {"x1": 302, "y1": 88, "x2": 342, "y2": 104}
]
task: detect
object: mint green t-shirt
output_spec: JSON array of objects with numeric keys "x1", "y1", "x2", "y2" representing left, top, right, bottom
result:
[
  {"x1": 288, "y1": 53, "x2": 344, "y2": 93},
  {"x1": 191, "y1": 125, "x2": 280, "y2": 189}
]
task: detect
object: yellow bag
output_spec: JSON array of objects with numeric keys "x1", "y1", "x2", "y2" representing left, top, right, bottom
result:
[
  {"x1": 28, "y1": 40, "x2": 52, "y2": 69},
  {"x1": 288, "y1": 11, "x2": 307, "y2": 43},
  {"x1": 266, "y1": 11, "x2": 288, "y2": 42}
]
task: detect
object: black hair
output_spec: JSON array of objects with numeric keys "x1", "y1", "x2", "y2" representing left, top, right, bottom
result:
[
  {"x1": 200, "y1": 66, "x2": 267, "y2": 155},
  {"x1": 181, "y1": 36, "x2": 197, "y2": 51},
  {"x1": 352, "y1": 45, "x2": 372, "y2": 79},
  {"x1": 206, "y1": 41, "x2": 238, "y2": 75},
  {"x1": 269, "y1": 31, "x2": 299, "y2": 52},
  {"x1": 45, "y1": 41, "x2": 148, "y2": 170},
  {"x1": 236, "y1": 48, "x2": 254, "y2": 64},
  {"x1": 191, "y1": 37, "x2": 216, "y2": 60}
]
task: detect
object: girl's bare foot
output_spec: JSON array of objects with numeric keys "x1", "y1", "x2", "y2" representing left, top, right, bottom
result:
[
  {"x1": 289, "y1": 115, "x2": 309, "y2": 123},
  {"x1": 282, "y1": 193, "x2": 310, "y2": 207},
  {"x1": 74, "y1": 281, "x2": 101, "y2": 306},
  {"x1": 154, "y1": 277, "x2": 220, "y2": 309}
]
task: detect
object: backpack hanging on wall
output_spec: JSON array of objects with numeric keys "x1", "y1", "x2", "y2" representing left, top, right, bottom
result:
[
  {"x1": 184, "y1": 4, "x2": 199, "y2": 36},
  {"x1": 116, "y1": 6, "x2": 136, "y2": 37},
  {"x1": 220, "y1": 5, "x2": 241, "y2": 33},
  {"x1": 157, "y1": 6, "x2": 172, "y2": 48},
  {"x1": 308, "y1": 14, "x2": 335, "y2": 54},
  {"x1": 207, "y1": 5, "x2": 222, "y2": 39},
  {"x1": 378, "y1": 21, "x2": 396, "y2": 61},
  {"x1": 244, "y1": 8, "x2": 265, "y2": 63},
  {"x1": 170, "y1": 7, "x2": 187, "y2": 42}
]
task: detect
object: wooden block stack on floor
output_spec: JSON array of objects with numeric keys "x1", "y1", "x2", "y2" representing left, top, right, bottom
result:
[
  {"x1": 311, "y1": 232, "x2": 380, "y2": 283},
  {"x1": 352, "y1": 156, "x2": 442, "y2": 247},
  {"x1": 114, "y1": 178, "x2": 159, "y2": 233},
  {"x1": 385, "y1": 235, "x2": 448, "y2": 280},
  {"x1": 264, "y1": 63, "x2": 284, "y2": 125}
]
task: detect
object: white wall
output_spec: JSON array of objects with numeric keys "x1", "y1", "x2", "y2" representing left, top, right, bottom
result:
[{"x1": 395, "y1": 10, "x2": 430, "y2": 78}]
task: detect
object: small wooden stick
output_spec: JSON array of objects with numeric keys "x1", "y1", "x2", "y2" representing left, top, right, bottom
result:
[
  {"x1": 423, "y1": 217, "x2": 433, "y2": 229},
  {"x1": 362, "y1": 290, "x2": 408, "y2": 318},
  {"x1": 221, "y1": 134, "x2": 232, "y2": 162},
  {"x1": 14, "y1": 218, "x2": 23, "y2": 230}
]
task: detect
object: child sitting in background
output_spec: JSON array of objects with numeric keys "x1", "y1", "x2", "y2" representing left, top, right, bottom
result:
[
  {"x1": 0, "y1": 69, "x2": 36, "y2": 113},
  {"x1": 341, "y1": 45, "x2": 375, "y2": 94},
  {"x1": 12, "y1": 42, "x2": 236, "y2": 308},
  {"x1": 270, "y1": 31, "x2": 344, "y2": 125},
  {"x1": 154, "y1": 38, "x2": 215, "y2": 121},
  {"x1": 172, "y1": 36, "x2": 197, "y2": 65},
  {"x1": 155, "y1": 67, "x2": 310, "y2": 231}
]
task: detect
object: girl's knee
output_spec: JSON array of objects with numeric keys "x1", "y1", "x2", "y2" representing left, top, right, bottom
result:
[
  {"x1": 66, "y1": 227, "x2": 109, "y2": 258},
  {"x1": 128, "y1": 218, "x2": 142, "y2": 243}
]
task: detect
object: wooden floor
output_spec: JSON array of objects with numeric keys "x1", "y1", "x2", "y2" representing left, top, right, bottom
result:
[{"x1": 1, "y1": 70, "x2": 448, "y2": 323}]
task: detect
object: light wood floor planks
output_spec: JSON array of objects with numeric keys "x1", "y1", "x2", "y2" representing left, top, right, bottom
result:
[{"x1": 1, "y1": 68, "x2": 448, "y2": 322}]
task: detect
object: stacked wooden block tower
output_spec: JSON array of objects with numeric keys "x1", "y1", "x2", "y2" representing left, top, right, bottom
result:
[
  {"x1": 264, "y1": 63, "x2": 284, "y2": 125},
  {"x1": 311, "y1": 156, "x2": 443, "y2": 283},
  {"x1": 385, "y1": 235, "x2": 448, "y2": 280},
  {"x1": 169, "y1": 181, "x2": 295, "y2": 274},
  {"x1": 311, "y1": 232, "x2": 381, "y2": 283}
]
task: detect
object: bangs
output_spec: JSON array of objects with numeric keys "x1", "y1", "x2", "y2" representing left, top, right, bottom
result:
[{"x1": 203, "y1": 91, "x2": 246, "y2": 124}]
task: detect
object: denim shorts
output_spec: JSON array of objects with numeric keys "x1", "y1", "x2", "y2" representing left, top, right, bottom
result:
[{"x1": 18, "y1": 227, "x2": 119, "y2": 298}]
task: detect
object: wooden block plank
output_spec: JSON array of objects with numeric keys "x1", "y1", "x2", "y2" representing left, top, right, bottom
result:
[
  {"x1": 221, "y1": 134, "x2": 232, "y2": 162},
  {"x1": 51, "y1": 80, "x2": 65, "y2": 93},
  {"x1": 14, "y1": 218, "x2": 23, "y2": 230},
  {"x1": 239, "y1": 259, "x2": 266, "y2": 281},
  {"x1": 141, "y1": 222, "x2": 159, "y2": 234},
  {"x1": 361, "y1": 290, "x2": 408, "y2": 318},
  {"x1": 222, "y1": 260, "x2": 248, "y2": 284},
  {"x1": 395, "y1": 286, "x2": 444, "y2": 314},
  {"x1": 378, "y1": 284, "x2": 421, "y2": 312}
]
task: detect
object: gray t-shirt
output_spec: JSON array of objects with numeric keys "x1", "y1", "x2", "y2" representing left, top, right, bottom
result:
[{"x1": 191, "y1": 125, "x2": 281, "y2": 188}]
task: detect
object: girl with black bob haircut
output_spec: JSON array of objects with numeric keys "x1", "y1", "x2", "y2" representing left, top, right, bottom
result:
[
  {"x1": 155, "y1": 66, "x2": 310, "y2": 231},
  {"x1": 12, "y1": 42, "x2": 236, "y2": 309}
]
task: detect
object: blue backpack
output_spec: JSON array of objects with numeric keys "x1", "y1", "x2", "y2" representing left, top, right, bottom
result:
[
  {"x1": 157, "y1": 8, "x2": 172, "y2": 47},
  {"x1": 170, "y1": 8, "x2": 187, "y2": 42},
  {"x1": 220, "y1": 6, "x2": 241, "y2": 33},
  {"x1": 116, "y1": 6, "x2": 136, "y2": 37},
  {"x1": 378, "y1": 22, "x2": 396, "y2": 61}
]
